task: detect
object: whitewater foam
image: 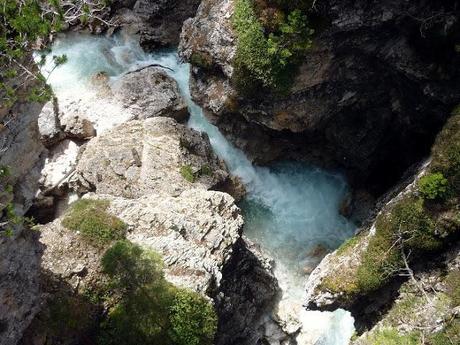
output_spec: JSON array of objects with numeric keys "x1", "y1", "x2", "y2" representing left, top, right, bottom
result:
[{"x1": 39, "y1": 32, "x2": 356, "y2": 345}]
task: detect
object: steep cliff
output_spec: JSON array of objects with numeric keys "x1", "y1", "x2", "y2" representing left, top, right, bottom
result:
[
  {"x1": 179, "y1": 0, "x2": 460, "y2": 194},
  {"x1": 304, "y1": 108, "x2": 460, "y2": 341}
]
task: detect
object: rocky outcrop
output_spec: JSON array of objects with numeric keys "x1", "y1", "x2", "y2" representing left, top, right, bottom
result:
[
  {"x1": 179, "y1": 0, "x2": 460, "y2": 194},
  {"x1": 71, "y1": 117, "x2": 228, "y2": 197},
  {"x1": 24, "y1": 109, "x2": 278, "y2": 344},
  {"x1": 0, "y1": 66, "x2": 47, "y2": 345},
  {"x1": 112, "y1": 0, "x2": 201, "y2": 49},
  {"x1": 111, "y1": 67, "x2": 188, "y2": 122},
  {"x1": 215, "y1": 237, "x2": 280, "y2": 345}
]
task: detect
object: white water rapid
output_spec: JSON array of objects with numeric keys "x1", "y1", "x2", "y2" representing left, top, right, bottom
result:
[{"x1": 39, "y1": 32, "x2": 356, "y2": 345}]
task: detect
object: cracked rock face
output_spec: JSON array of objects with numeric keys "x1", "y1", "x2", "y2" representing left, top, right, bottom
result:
[
  {"x1": 179, "y1": 0, "x2": 460, "y2": 193},
  {"x1": 111, "y1": 67, "x2": 189, "y2": 122},
  {"x1": 105, "y1": 189, "x2": 243, "y2": 293},
  {"x1": 72, "y1": 117, "x2": 229, "y2": 197}
]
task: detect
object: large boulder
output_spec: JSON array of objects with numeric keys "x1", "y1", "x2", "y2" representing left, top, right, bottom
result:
[
  {"x1": 111, "y1": 67, "x2": 188, "y2": 122},
  {"x1": 71, "y1": 117, "x2": 228, "y2": 197}
]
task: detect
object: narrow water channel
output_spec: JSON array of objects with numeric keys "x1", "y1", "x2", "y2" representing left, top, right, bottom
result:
[{"x1": 39, "y1": 32, "x2": 356, "y2": 345}]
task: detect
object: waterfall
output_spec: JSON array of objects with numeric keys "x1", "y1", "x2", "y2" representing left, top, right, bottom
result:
[{"x1": 39, "y1": 32, "x2": 356, "y2": 345}]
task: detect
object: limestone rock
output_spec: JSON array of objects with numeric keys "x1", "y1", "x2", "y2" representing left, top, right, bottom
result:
[
  {"x1": 111, "y1": 67, "x2": 188, "y2": 122},
  {"x1": 71, "y1": 117, "x2": 228, "y2": 198},
  {"x1": 179, "y1": 0, "x2": 236, "y2": 78},
  {"x1": 101, "y1": 189, "x2": 243, "y2": 293},
  {"x1": 60, "y1": 112, "x2": 96, "y2": 140},
  {"x1": 37, "y1": 101, "x2": 63, "y2": 147},
  {"x1": 39, "y1": 139, "x2": 80, "y2": 193}
]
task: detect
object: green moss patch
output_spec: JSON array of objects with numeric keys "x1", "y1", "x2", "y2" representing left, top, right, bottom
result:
[
  {"x1": 62, "y1": 199, "x2": 127, "y2": 246},
  {"x1": 180, "y1": 165, "x2": 197, "y2": 183}
]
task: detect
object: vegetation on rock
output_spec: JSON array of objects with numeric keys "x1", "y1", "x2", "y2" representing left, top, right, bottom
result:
[
  {"x1": 418, "y1": 172, "x2": 449, "y2": 200},
  {"x1": 62, "y1": 199, "x2": 127, "y2": 246},
  {"x1": 232, "y1": 0, "x2": 313, "y2": 95},
  {"x1": 180, "y1": 164, "x2": 213, "y2": 183},
  {"x1": 320, "y1": 109, "x2": 460, "y2": 298},
  {"x1": 0, "y1": 0, "x2": 112, "y2": 108},
  {"x1": 169, "y1": 289, "x2": 217, "y2": 345},
  {"x1": 98, "y1": 240, "x2": 217, "y2": 345}
]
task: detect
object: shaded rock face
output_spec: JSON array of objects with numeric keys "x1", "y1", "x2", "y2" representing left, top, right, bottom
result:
[
  {"x1": 180, "y1": 0, "x2": 460, "y2": 194},
  {"x1": 0, "y1": 232, "x2": 43, "y2": 345},
  {"x1": 215, "y1": 238, "x2": 280, "y2": 345},
  {"x1": 112, "y1": 0, "x2": 201, "y2": 49},
  {"x1": 0, "y1": 82, "x2": 46, "y2": 345},
  {"x1": 18, "y1": 219, "x2": 109, "y2": 345}
]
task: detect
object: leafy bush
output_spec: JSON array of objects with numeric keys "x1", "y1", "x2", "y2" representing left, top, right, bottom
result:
[
  {"x1": 418, "y1": 172, "x2": 449, "y2": 200},
  {"x1": 98, "y1": 241, "x2": 218, "y2": 345},
  {"x1": 0, "y1": 0, "x2": 111, "y2": 108},
  {"x1": 169, "y1": 289, "x2": 217, "y2": 345},
  {"x1": 232, "y1": 0, "x2": 313, "y2": 95},
  {"x1": 62, "y1": 199, "x2": 126, "y2": 246}
]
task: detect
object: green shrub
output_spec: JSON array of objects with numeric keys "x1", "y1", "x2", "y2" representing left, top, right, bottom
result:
[
  {"x1": 101, "y1": 240, "x2": 165, "y2": 294},
  {"x1": 169, "y1": 289, "x2": 218, "y2": 345},
  {"x1": 99, "y1": 241, "x2": 173, "y2": 345},
  {"x1": 99, "y1": 241, "x2": 218, "y2": 345},
  {"x1": 418, "y1": 172, "x2": 449, "y2": 200},
  {"x1": 232, "y1": 0, "x2": 313, "y2": 95},
  {"x1": 62, "y1": 199, "x2": 126, "y2": 246}
]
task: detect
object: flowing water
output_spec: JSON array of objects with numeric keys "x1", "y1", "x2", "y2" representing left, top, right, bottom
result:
[{"x1": 39, "y1": 33, "x2": 356, "y2": 344}]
